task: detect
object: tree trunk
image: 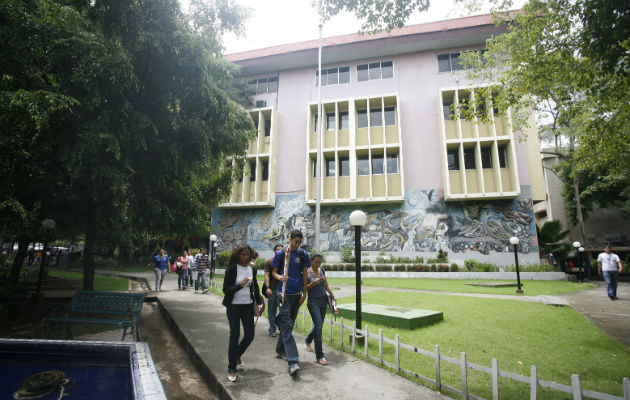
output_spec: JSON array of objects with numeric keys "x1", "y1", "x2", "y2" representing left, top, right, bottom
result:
[
  {"x1": 83, "y1": 228, "x2": 95, "y2": 291},
  {"x1": 9, "y1": 235, "x2": 30, "y2": 284},
  {"x1": 572, "y1": 173, "x2": 588, "y2": 245}
]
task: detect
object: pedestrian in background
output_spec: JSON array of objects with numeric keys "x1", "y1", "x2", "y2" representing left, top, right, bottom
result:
[
  {"x1": 195, "y1": 248, "x2": 210, "y2": 293},
  {"x1": 175, "y1": 250, "x2": 190, "y2": 290},
  {"x1": 222, "y1": 245, "x2": 263, "y2": 382},
  {"x1": 147, "y1": 249, "x2": 170, "y2": 292},
  {"x1": 187, "y1": 249, "x2": 195, "y2": 288},
  {"x1": 598, "y1": 245, "x2": 623, "y2": 300},
  {"x1": 264, "y1": 244, "x2": 283, "y2": 337}
]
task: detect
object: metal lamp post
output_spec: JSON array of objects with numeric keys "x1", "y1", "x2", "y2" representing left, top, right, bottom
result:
[
  {"x1": 350, "y1": 210, "x2": 367, "y2": 333},
  {"x1": 509, "y1": 236, "x2": 523, "y2": 293},
  {"x1": 36, "y1": 219, "x2": 55, "y2": 298},
  {"x1": 210, "y1": 234, "x2": 217, "y2": 281},
  {"x1": 573, "y1": 241, "x2": 582, "y2": 282}
]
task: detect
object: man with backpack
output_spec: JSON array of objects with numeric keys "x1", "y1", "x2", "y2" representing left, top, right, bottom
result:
[
  {"x1": 264, "y1": 244, "x2": 283, "y2": 337},
  {"x1": 271, "y1": 229, "x2": 310, "y2": 375}
]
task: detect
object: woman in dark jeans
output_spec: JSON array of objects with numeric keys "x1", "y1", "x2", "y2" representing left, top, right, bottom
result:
[
  {"x1": 304, "y1": 253, "x2": 337, "y2": 365},
  {"x1": 222, "y1": 245, "x2": 262, "y2": 382}
]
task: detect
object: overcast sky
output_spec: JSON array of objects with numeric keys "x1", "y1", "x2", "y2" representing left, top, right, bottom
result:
[{"x1": 195, "y1": 0, "x2": 523, "y2": 55}]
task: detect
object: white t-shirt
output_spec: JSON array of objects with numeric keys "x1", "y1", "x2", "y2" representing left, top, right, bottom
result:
[
  {"x1": 598, "y1": 252, "x2": 620, "y2": 272},
  {"x1": 232, "y1": 265, "x2": 253, "y2": 304}
]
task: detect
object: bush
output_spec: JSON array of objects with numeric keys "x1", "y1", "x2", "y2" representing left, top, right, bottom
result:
[
  {"x1": 430, "y1": 264, "x2": 437, "y2": 272},
  {"x1": 450, "y1": 263, "x2": 459, "y2": 272},
  {"x1": 361, "y1": 265, "x2": 374, "y2": 272},
  {"x1": 217, "y1": 250, "x2": 231, "y2": 268},
  {"x1": 94, "y1": 255, "x2": 119, "y2": 270},
  {"x1": 375, "y1": 264, "x2": 391, "y2": 272},
  {"x1": 439, "y1": 264, "x2": 450, "y2": 272},
  {"x1": 341, "y1": 247, "x2": 355, "y2": 263},
  {"x1": 421, "y1": 264, "x2": 431, "y2": 272},
  {"x1": 393, "y1": 264, "x2": 406, "y2": 272},
  {"x1": 254, "y1": 257, "x2": 266, "y2": 270},
  {"x1": 344, "y1": 263, "x2": 355, "y2": 272}
]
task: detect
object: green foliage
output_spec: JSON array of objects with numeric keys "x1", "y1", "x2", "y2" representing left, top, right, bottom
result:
[
  {"x1": 376, "y1": 255, "x2": 424, "y2": 264},
  {"x1": 341, "y1": 246, "x2": 355, "y2": 263},
  {"x1": 374, "y1": 264, "x2": 391, "y2": 272},
  {"x1": 536, "y1": 221, "x2": 573, "y2": 260},
  {"x1": 217, "y1": 250, "x2": 231, "y2": 269},
  {"x1": 505, "y1": 263, "x2": 556, "y2": 272},
  {"x1": 317, "y1": 0, "x2": 429, "y2": 32},
  {"x1": 464, "y1": 259, "x2": 500, "y2": 272},
  {"x1": 394, "y1": 264, "x2": 406, "y2": 272},
  {"x1": 254, "y1": 257, "x2": 266, "y2": 270},
  {"x1": 450, "y1": 263, "x2": 459, "y2": 272}
]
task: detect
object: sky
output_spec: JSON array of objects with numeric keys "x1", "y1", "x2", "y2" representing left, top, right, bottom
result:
[{"x1": 183, "y1": 0, "x2": 525, "y2": 55}]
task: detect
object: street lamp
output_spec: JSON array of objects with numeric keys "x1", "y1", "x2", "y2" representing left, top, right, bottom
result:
[
  {"x1": 509, "y1": 236, "x2": 523, "y2": 293},
  {"x1": 36, "y1": 219, "x2": 55, "y2": 298},
  {"x1": 573, "y1": 241, "x2": 582, "y2": 281},
  {"x1": 350, "y1": 210, "x2": 367, "y2": 334},
  {"x1": 209, "y1": 234, "x2": 217, "y2": 281}
]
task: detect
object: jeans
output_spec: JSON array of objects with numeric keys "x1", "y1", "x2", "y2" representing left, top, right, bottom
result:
[
  {"x1": 267, "y1": 289, "x2": 278, "y2": 334},
  {"x1": 603, "y1": 270, "x2": 619, "y2": 298},
  {"x1": 226, "y1": 303, "x2": 255, "y2": 373},
  {"x1": 195, "y1": 271, "x2": 207, "y2": 291},
  {"x1": 306, "y1": 303, "x2": 327, "y2": 360},
  {"x1": 177, "y1": 269, "x2": 187, "y2": 288},
  {"x1": 154, "y1": 268, "x2": 167, "y2": 291},
  {"x1": 275, "y1": 293, "x2": 301, "y2": 367},
  {"x1": 186, "y1": 268, "x2": 194, "y2": 286}
]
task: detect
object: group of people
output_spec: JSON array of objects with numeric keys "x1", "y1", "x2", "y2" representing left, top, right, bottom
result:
[
  {"x1": 147, "y1": 248, "x2": 212, "y2": 293},
  {"x1": 222, "y1": 229, "x2": 337, "y2": 382}
]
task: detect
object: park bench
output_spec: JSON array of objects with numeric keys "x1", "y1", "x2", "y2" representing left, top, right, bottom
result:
[{"x1": 44, "y1": 290, "x2": 147, "y2": 341}]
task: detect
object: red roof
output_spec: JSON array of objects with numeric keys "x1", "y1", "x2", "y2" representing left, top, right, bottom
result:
[{"x1": 226, "y1": 12, "x2": 511, "y2": 62}]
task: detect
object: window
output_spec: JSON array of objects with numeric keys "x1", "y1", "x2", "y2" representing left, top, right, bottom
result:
[
  {"x1": 339, "y1": 157, "x2": 350, "y2": 176},
  {"x1": 254, "y1": 119, "x2": 259, "y2": 130},
  {"x1": 384, "y1": 107, "x2": 396, "y2": 126},
  {"x1": 447, "y1": 149, "x2": 459, "y2": 170},
  {"x1": 357, "y1": 110, "x2": 368, "y2": 128},
  {"x1": 249, "y1": 76, "x2": 279, "y2": 94},
  {"x1": 339, "y1": 112, "x2": 349, "y2": 130},
  {"x1": 437, "y1": 50, "x2": 486, "y2": 73},
  {"x1": 357, "y1": 156, "x2": 370, "y2": 175},
  {"x1": 463, "y1": 148, "x2": 476, "y2": 169},
  {"x1": 313, "y1": 159, "x2": 317, "y2": 178},
  {"x1": 387, "y1": 154, "x2": 398, "y2": 173},
  {"x1": 481, "y1": 147, "x2": 492, "y2": 168},
  {"x1": 316, "y1": 66, "x2": 350, "y2": 86},
  {"x1": 357, "y1": 61, "x2": 393, "y2": 81},
  {"x1": 370, "y1": 108, "x2": 382, "y2": 127},
  {"x1": 313, "y1": 114, "x2": 319, "y2": 132},
  {"x1": 372, "y1": 155, "x2": 384, "y2": 175},
  {"x1": 262, "y1": 161, "x2": 269, "y2": 180},
  {"x1": 249, "y1": 161, "x2": 256, "y2": 179},
  {"x1": 442, "y1": 100, "x2": 454, "y2": 120},
  {"x1": 326, "y1": 158, "x2": 336, "y2": 177},
  {"x1": 498, "y1": 145, "x2": 508, "y2": 168},
  {"x1": 459, "y1": 98, "x2": 470, "y2": 119},
  {"x1": 326, "y1": 112, "x2": 335, "y2": 131},
  {"x1": 264, "y1": 119, "x2": 271, "y2": 137}
]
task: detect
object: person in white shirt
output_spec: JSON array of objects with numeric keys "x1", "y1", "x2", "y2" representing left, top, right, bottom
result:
[
  {"x1": 186, "y1": 249, "x2": 195, "y2": 288},
  {"x1": 597, "y1": 245, "x2": 623, "y2": 300}
]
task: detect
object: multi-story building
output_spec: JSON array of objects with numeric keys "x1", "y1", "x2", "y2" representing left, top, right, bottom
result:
[{"x1": 212, "y1": 13, "x2": 546, "y2": 265}]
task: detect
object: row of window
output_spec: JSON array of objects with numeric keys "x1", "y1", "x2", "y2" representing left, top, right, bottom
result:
[
  {"x1": 314, "y1": 107, "x2": 396, "y2": 131},
  {"x1": 315, "y1": 61, "x2": 394, "y2": 86},
  {"x1": 437, "y1": 49, "x2": 485, "y2": 73},
  {"x1": 249, "y1": 76, "x2": 278, "y2": 94},
  {"x1": 253, "y1": 119, "x2": 271, "y2": 136},
  {"x1": 447, "y1": 146, "x2": 507, "y2": 170},
  {"x1": 442, "y1": 98, "x2": 499, "y2": 120},
  {"x1": 314, "y1": 154, "x2": 399, "y2": 177},
  {"x1": 239, "y1": 161, "x2": 269, "y2": 182}
]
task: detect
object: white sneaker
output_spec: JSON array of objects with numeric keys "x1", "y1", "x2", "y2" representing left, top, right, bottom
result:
[
  {"x1": 289, "y1": 364, "x2": 301, "y2": 375},
  {"x1": 194, "y1": 290, "x2": 198, "y2": 294},
  {"x1": 236, "y1": 360, "x2": 244, "y2": 371},
  {"x1": 228, "y1": 373, "x2": 236, "y2": 382}
]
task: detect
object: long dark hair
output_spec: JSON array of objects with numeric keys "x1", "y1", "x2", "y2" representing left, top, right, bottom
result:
[{"x1": 228, "y1": 245, "x2": 251, "y2": 267}]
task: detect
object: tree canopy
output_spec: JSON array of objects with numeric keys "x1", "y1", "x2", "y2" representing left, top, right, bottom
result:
[{"x1": 0, "y1": 0, "x2": 254, "y2": 288}]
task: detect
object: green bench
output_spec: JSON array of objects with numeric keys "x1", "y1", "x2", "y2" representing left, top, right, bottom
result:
[{"x1": 44, "y1": 290, "x2": 147, "y2": 341}]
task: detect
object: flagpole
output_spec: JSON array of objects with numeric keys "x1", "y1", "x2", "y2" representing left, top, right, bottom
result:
[{"x1": 315, "y1": 20, "x2": 323, "y2": 253}]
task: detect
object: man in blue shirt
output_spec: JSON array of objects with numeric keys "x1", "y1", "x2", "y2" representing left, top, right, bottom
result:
[
  {"x1": 272, "y1": 229, "x2": 310, "y2": 375},
  {"x1": 147, "y1": 249, "x2": 170, "y2": 292}
]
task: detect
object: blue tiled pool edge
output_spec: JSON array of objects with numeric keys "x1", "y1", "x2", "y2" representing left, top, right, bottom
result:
[{"x1": 0, "y1": 338, "x2": 166, "y2": 400}]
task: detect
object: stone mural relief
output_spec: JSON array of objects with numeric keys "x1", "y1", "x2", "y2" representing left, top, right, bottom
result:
[{"x1": 212, "y1": 189, "x2": 538, "y2": 258}]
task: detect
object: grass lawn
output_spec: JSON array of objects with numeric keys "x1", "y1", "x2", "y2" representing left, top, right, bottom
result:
[
  {"x1": 48, "y1": 270, "x2": 129, "y2": 291},
  {"x1": 327, "y1": 278, "x2": 595, "y2": 296}
]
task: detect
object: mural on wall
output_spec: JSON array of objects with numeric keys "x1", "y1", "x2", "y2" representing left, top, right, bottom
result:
[{"x1": 211, "y1": 188, "x2": 537, "y2": 258}]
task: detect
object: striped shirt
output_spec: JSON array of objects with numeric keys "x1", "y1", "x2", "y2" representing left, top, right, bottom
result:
[{"x1": 194, "y1": 254, "x2": 210, "y2": 271}]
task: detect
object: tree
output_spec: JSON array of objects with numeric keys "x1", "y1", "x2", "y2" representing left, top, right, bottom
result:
[
  {"x1": 0, "y1": 0, "x2": 254, "y2": 289},
  {"x1": 536, "y1": 220, "x2": 572, "y2": 262}
]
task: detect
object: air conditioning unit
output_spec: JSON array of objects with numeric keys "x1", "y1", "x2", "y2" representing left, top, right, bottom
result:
[{"x1": 255, "y1": 100, "x2": 266, "y2": 108}]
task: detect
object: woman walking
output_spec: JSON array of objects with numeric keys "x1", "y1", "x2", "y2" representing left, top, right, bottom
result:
[
  {"x1": 304, "y1": 253, "x2": 337, "y2": 365},
  {"x1": 222, "y1": 245, "x2": 263, "y2": 382},
  {"x1": 175, "y1": 250, "x2": 190, "y2": 290}
]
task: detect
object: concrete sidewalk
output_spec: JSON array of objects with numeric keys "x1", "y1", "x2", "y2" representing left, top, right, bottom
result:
[{"x1": 146, "y1": 272, "x2": 446, "y2": 400}]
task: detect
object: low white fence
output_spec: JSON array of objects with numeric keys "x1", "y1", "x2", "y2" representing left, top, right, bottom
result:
[{"x1": 208, "y1": 279, "x2": 628, "y2": 400}]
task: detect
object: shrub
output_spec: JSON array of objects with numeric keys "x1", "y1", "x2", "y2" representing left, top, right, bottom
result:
[
  {"x1": 430, "y1": 264, "x2": 437, "y2": 272},
  {"x1": 437, "y1": 249, "x2": 448, "y2": 263},
  {"x1": 254, "y1": 257, "x2": 266, "y2": 270},
  {"x1": 217, "y1": 250, "x2": 230, "y2": 268},
  {"x1": 450, "y1": 263, "x2": 459, "y2": 272},
  {"x1": 344, "y1": 263, "x2": 355, "y2": 272},
  {"x1": 375, "y1": 264, "x2": 391, "y2": 272},
  {"x1": 361, "y1": 265, "x2": 374, "y2": 272},
  {"x1": 394, "y1": 264, "x2": 406, "y2": 272},
  {"x1": 465, "y1": 259, "x2": 476, "y2": 271},
  {"x1": 439, "y1": 264, "x2": 450, "y2": 272},
  {"x1": 341, "y1": 246, "x2": 355, "y2": 263},
  {"x1": 421, "y1": 264, "x2": 431, "y2": 272},
  {"x1": 94, "y1": 255, "x2": 119, "y2": 270}
]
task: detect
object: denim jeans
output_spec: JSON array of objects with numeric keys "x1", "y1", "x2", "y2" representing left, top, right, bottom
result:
[
  {"x1": 306, "y1": 303, "x2": 327, "y2": 360},
  {"x1": 603, "y1": 270, "x2": 619, "y2": 298},
  {"x1": 177, "y1": 269, "x2": 187, "y2": 288},
  {"x1": 154, "y1": 268, "x2": 167, "y2": 291},
  {"x1": 275, "y1": 293, "x2": 301, "y2": 367},
  {"x1": 186, "y1": 268, "x2": 194, "y2": 286},
  {"x1": 267, "y1": 289, "x2": 278, "y2": 334},
  {"x1": 226, "y1": 303, "x2": 255, "y2": 373},
  {"x1": 195, "y1": 271, "x2": 207, "y2": 291}
]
